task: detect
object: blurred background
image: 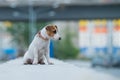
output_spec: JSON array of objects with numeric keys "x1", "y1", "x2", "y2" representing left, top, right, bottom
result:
[{"x1": 0, "y1": 0, "x2": 120, "y2": 79}]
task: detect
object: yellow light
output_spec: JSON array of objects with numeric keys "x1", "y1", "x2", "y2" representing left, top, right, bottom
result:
[
  {"x1": 113, "y1": 19, "x2": 118, "y2": 26},
  {"x1": 4, "y1": 21, "x2": 12, "y2": 27},
  {"x1": 118, "y1": 19, "x2": 120, "y2": 26},
  {"x1": 102, "y1": 19, "x2": 107, "y2": 25},
  {"x1": 94, "y1": 19, "x2": 101, "y2": 25},
  {"x1": 79, "y1": 20, "x2": 88, "y2": 27}
]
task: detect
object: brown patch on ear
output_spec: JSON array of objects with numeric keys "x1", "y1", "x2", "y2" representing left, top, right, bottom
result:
[
  {"x1": 55, "y1": 25, "x2": 57, "y2": 29},
  {"x1": 45, "y1": 25, "x2": 57, "y2": 37},
  {"x1": 46, "y1": 25, "x2": 53, "y2": 37},
  {"x1": 46, "y1": 25, "x2": 57, "y2": 31},
  {"x1": 46, "y1": 26, "x2": 51, "y2": 31}
]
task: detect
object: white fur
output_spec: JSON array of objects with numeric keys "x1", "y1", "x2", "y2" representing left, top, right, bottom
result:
[
  {"x1": 53, "y1": 32, "x2": 60, "y2": 40},
  {"x1": 23, "y1": 27, "x2": 60, "y2": 65}
]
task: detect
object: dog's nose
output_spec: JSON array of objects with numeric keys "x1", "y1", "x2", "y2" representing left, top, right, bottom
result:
[{"x1": 58, "y1": 37, "x2": 61, "y2": 40}]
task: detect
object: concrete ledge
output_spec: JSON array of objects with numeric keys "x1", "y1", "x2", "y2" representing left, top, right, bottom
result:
[{"x1": 0, "y1": 58, "x2": 118, "y2": 80}]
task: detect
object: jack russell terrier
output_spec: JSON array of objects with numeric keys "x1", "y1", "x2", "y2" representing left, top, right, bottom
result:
[{"x1": 23, "y1": 24, "x2": 61, "y2": 65}]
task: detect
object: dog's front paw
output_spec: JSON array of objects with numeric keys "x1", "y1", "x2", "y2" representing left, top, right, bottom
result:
[
  {"x1": 32, "y1": 61, "x2": 38, "y2": 65},
  {"x1": 48, "y1": 62, "x2": 54, "y2": 65}
]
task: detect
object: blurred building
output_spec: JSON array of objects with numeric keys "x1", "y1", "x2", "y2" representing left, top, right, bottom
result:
[
  {"x1": 0, "y1": 0, "x2": 120, "y2": 20},
  {"x1": 79, "y1": 19, "x2": 120, "y2": 57},
  {"x1": 0, "y1": 0, "x2": 120, "y2": 59}
]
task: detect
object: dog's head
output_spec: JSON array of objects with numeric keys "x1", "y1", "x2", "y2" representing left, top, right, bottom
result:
[{"x1": 45, "y1": 24, "x2": 61, "y2": 40}]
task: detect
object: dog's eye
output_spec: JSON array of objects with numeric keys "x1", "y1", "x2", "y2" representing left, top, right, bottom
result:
[{"x1": 52, "y1": 30, "x2": 56, "y2": 34}]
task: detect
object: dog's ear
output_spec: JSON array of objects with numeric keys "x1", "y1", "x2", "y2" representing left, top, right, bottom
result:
[
  {"x1": 55, "y1": 25, "x2": 57, "y2": 29},
  {"x1": 46, "y1": 26, "x2": 51, "y2": 31}
]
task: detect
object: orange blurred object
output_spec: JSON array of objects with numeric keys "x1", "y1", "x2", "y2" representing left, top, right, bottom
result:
[
  {"x1": 79, "y1": 26, "x2": 87, "y2": 32},
  {"x1": 94, "y1": 26, "x2": 107, "y2": 33}
]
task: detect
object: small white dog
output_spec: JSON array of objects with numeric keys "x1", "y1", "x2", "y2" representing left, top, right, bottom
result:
[{"x1": 23, "y1": 24, "x2": 61, "y2": 65}]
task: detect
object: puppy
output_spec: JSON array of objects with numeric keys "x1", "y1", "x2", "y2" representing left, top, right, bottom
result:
[{"x1": 23, "y1": 24, "x2": 61, "y2": 65}]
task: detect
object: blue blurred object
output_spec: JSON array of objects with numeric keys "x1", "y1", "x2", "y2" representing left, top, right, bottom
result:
[
  {"x1": 95, "y1": 47, "x2": 108, "y2": 53},
  {"x1": 50, "y1": 40, "x2": 54, "y2": 58},
  {"x1": 112, "y1": 47, "x2": 120, "y2": 54},
  {"x1": 112, "y1": 47, "x2": 120, "y2": 67},
  {"x1": 3, "y1": 48, "x2": 16, "y2": 59},
  {"x1": 92, "y1": 55, "x2": 112, "y2": 67},
  {"x1": 92, "y1": 47, "x2": 120, "y2": 67},
  {"x1": 91, "y1": 47, "x2": 112, "y2": 67},
  {"x1": 80, "y1": 47, "x2": 88, "y2": 55}
]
